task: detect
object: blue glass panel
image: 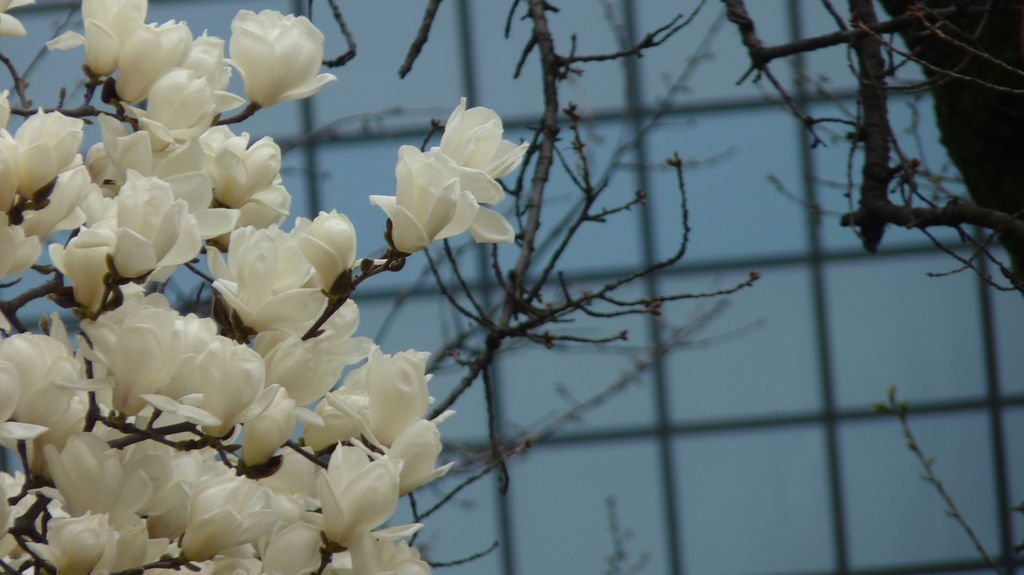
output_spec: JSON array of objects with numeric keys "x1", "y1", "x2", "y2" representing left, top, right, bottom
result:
[
  {"x1": 639, "y1": 0, "x2": 789, "y2": 107},
  {"x1": 839, "y1": 410, "x2": 1000, "y2": 569},
  {"x1": 497, "y1": 283, "x2": 655, "y2": 435},
  {"x1": 279, "y1": 147, "x2": 313, "y2": 225},
  {"x1": 389, "y1": 470, "x2": 502, "y2": 575},
  {"x1": 664, "y1": 265, "x2": 822, "y2": 422},
  {"x1": 826, "y1": 253, "x2": 986, "y2": 409},
  {"x1": 810, "y1": 96, "x2": 965, "y2": 252},
  {"x1": 1003, "y1": 406, "x2": 1024, "y2": 555},
  {"x1": 991, "y1": 279, "x2": 1024, "y2": 397},
  {"x1": 9, "y1": 10, "x2": 86, "y2": 112},
  {"x1": 473, "y1": 0, "x2": 626, "y2": 117},
  {"x1": 646, "y1": 109, "x2": 808, "y2": 263},
  {"x1": 510, "y1": 440, "x2": 670, "y2": 575},
  {"x1": 311, "y1": 2, "x2": 462, "y2": 135},
  {"x1": 674, "y1": 425, "x2": 835, "y2": 574},
  {"x1": 494, "y1": 122, "x2": 644, "y2": 275},
  {"x1": 796, "y1": 0, "x2": 858, "y2": 93}
]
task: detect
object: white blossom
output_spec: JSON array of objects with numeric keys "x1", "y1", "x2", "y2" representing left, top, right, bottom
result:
[
  {"x1": 0, "y1": 0, "x2": 35, "y2": 38},
  {"x1": 370, "y1": 146, "x2": 479, "y2": 254},
  {"x1": 180, "y1": 473, "x2": 279, "y2": 561},
  {"x1": 295, "y1": 210, "x2": 357, "y2": 292},
  {"x1": 47, "y1": 0, "x2": 147, "y2": 77},
  {"x1": 199, "y1": 126, "x2": 290, "y2": 230},
  {"x1": 389, "y1": 417, "x2": 454, "y2": 495},
  {"x1": 316, "y1": 446, "x2": 403, "y2": 547},
  {"x1": 229, "y1": 10, "x2": 336, "y2": 108},
  {"x1": 207, "y1": 226, "x2": 324, "y2": 333},
  {"x1": 114, "y1": 20, "x2": 192, "y2": 103},
  {"x1": 14, "y1": 110, "x2": 84, "y2": 200}
]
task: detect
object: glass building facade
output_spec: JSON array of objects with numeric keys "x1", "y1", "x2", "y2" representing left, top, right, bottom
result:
[{"x1": 2, "y1": 1, "x2": 1022, "y2": 574}]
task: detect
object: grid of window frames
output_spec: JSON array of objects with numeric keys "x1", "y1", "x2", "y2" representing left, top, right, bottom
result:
[{"x1": 3, "y1": 1, "x2": 1023, "y2": 575}]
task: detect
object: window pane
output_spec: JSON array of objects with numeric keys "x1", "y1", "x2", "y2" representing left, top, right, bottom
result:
[
  {"x1": 509, "y1": 440, "x2": 670, "y2": 575},
  {"x1": 497, "y1": 284, "x2": 655, "y2": 435},
  {"x1": 663, "y1": 266, "x2": 822, "y2": 422},
  {"x1": 473, "y1": 1, "x2": 626, "y2": 118},
  {"x1": 311, "y1": 2, "x2": 463, "y2": 134},
  {"x1": 646, "y1": 109, "x2": 808, "y2": 263},
  {"x1": 1004, "y1": 406, "x2": 1024, "y2": 554},
  {"x1": 390, "y1": 472, "x2": 502, "y2": 575},
  {"x1": 675, "y1": 425, "x2": 836, "y2": 574},
  {"x1": 639, "y1": 0, "x2": 790, "y2": 106},
  {"x1": 992, "y1": 280, "x2": 1024, "y2": 397},
  {"x1": 826, "y1": 254, "x2": 987, "y2": 409},
  {"x1": 839, "y1": 410, "x2": 1001, "y2": 569}
]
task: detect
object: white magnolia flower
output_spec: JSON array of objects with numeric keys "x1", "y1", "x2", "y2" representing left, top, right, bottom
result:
[
  {"x1": 161, "y1": 313, "x2": 218, "y2": 399},
  {"x1": 370, "y1": 146, "x2": 479, "y2": 254},
  {"x1": 0, "y1": 0, "x2": 35, "y2": 38},
  {"x1": 144, "y1": 334, "x2": 268, "y2": 437},
  {"x1": 358, "y1": 348, "x2": 432, "y2": 446},
  {"x1": 440, "y1": 97, "x2": 529, "y2": 181},
  {"x1": 229, "y1": 10, "x2": 336, "y2": 108},
  {"x1": 348, "y1": 535, "x2": 431, "y2": 575},
  {"x1": 0, "y1": 359, "x2": 47, "y2": 441},
  {"x1": 126, "y1": 445, "x2": 213, "y2": 539},
  {"x1": 184, "y1": 31, "x2": 231, "y2": 91},
  {"x1": 0, "y1": 479, "x2": 7, "y2": 535},
  {"x1": 0, "y1": 129, "x2": 18, "y2": 211},
  {"x1": 126, "y1": 68, "x2": 244, "y2": 151},
  {"x1": 316, "y1": 446, "x2": 403, "y2": 547},
  {"x1": 199, "y1": 126, "x2": 290, "y2": 230},
  {"x1": 181, "y1": 473, "x2": 279, "y2": 561},
  {"x1": 0, "y1": 217, "x2": 40, "y2": 279},
  {"x1": 208, "y1": 226, "x2": 324, "y2": 333},
  {"x1": 31, "y1": 513, "x2": 111, "y2": 575},
  {"x1": 114, "y1": 20, "x2": 192, "y2": 103},
  {"x1": 255, "y1": 299, "x2": 372, "y2": 405},
  {"x1": 261, "y1": 517, "x2": 323, "y2": 575},
  {"x1": 43, "y1": 432, "x2": 151, "y2": 516},
  {"x1": 105, "y1": 170, "x2": 202, "y2": 279},
  {"x1": 304, "y1": 390, "x2": 368, "y2": 453},
  {"x1": 88, "y1": 117, "x2": 238, "y2": 238},
  {"x1": 82, "y1": 298, "x2": 181, "y2": 415},
  {"x1": 14, "y1": 110, "x2": 84, "y2": 200},
  {"x1": 241, "y1": 386, "x2": 296, "y2": 467},
  {"x1": 46, "y1": 0, "x2": 147, "y2": 77},
  {"x1": 19, "y1": 165, "x2": 96, "y2": 239},
  {"x1": 0, "y1": 333, "x2": 82, "y2": 435},
  {"x1": 390, "y1": 417, "x2": 454, "y2": 495},
  {"x1": 48, "y1": 228, "x2": 114, "y2": 312},
  {"x1": 0, "y1": 90, "x2": 8, "y2": 130},
  {"x1": 294, "y1": 210, "x2": 357, "y2": 292}
]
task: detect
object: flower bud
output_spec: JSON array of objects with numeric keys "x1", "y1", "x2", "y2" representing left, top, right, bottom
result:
[{"x1": 295, "y1": 210, "x2": 357, "y2": 292}]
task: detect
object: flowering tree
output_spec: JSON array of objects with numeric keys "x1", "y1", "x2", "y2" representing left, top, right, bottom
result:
[{"x1": 0, "y1": 1, "x2": 751, "y2": 574}]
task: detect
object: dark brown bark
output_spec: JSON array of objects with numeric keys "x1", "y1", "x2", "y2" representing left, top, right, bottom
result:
[{"x1": 878, "y1": 0, "x2": 1024, "y2": 272}]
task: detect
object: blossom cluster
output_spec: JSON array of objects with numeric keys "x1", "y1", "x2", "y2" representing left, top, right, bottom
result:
[{"x1": 0, "y1": 1, "x2": 527, "y2": 574}]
